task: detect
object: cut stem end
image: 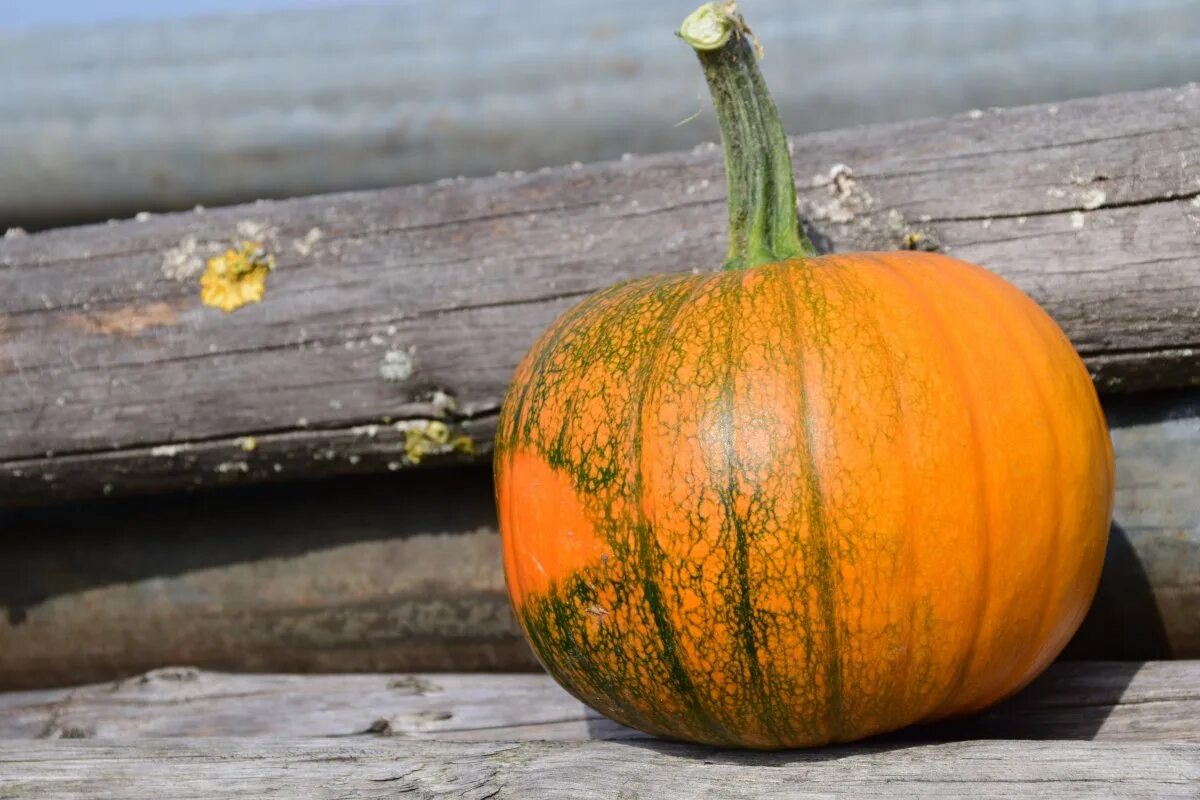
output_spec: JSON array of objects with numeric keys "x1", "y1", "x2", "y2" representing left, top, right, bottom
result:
[{"x1": 678, "y1": 2, "x2": 736, "y2": 51}]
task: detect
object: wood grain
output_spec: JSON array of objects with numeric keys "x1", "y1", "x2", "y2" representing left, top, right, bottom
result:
[
  {"x1": 0, "y1": 738, "x2": 1195, "y2": 799},
  {"x1": 3, "y1": 85, "x2": 1198, "y2": 503},
  {"x1": 0, "y1": 662, "x2": 1196, "y2": 744},
  {"x1": 3, "y1": 664, "x2": 1196, "y2": 797}
]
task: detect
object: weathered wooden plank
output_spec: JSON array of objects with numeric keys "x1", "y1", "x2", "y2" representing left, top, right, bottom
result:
[
  {"x1": 2, "y1": 85, "x2": 1198, "y2": 503},
  {"x1": 0, "y1": 662, "x2": 1195, "y2": 743},
  {"x1": 0, "y1": 468, "x2": 536, "y2": 689},
  {"x1": 0, "y1": 391, "x2": 1195, "y2": 688},
  {"x1": 0, "y1": 737, "x2": 1195, "y2": 799},
  {"x1": 5, "y1": 1, "x2": 1199, "y2": 229}
]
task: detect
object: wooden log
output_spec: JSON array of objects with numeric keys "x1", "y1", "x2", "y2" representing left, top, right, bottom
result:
[
  {"x1": 0, "y1": 737, "x2": 1195, "y2": 799},
  {"x1": 0, "y1": 662, "x2": 1196, "y2": 743},
  {"x1": 0, "y1": 468, "x2": 536, "y2": 689},
  {"x1": 0, "y1": 391, "x2": 1195, "y2": 688},
  {"x1": 5, "y1": 0, "x2": 1200, "y2": 229},
  {"x1": 3, "y1": 85, "x2": 1199, "y2": 503}
]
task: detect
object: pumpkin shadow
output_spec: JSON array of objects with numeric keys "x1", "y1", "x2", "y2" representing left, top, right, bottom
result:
[
  {"x1": 1061, "y1": 520, "x2": 1173, "y2": 661},
  {"x1": 589, "y1": 646, "x2": 1146, "y2": 757},
  {"x1": 590, "y1": 660, "x2": 1146, "y2": 761}
]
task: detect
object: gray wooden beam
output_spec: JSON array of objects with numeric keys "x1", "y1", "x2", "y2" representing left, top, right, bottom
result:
[
  {"x1": 0, "y1": 391, "x2": 1195, "y2": 688},
  {"x1": 0, "y1": 662, "x2": 1195, "y2": 743},
  {"x1": 2, "y1": 85, "x2": 1198, "y2": 503},
  {"x1": 0, "y1": 736, "x2": 1195, "y2": 798}
]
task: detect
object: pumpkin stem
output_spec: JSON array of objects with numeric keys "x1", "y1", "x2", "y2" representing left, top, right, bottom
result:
[{"x1": 678, "y1": 2, "x2": 814, "y2": 270}]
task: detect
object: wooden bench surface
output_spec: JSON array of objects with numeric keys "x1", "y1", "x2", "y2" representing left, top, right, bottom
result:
[{"x1": 0, "y1": 662, "x2": 1196, "y2": 797}]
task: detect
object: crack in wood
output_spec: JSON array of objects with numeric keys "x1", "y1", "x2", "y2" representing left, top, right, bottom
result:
[
  {"x1": 926, "y1": 188, "x2": 1200, "y2": 224},
  {"x1": 0, "y1": 406, "x2": 502, "y2": 471}
]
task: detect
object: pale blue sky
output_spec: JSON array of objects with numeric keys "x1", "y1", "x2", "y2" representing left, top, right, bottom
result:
[{"x1": 1, "y1": 0, "x2": 378, "y2": 29}]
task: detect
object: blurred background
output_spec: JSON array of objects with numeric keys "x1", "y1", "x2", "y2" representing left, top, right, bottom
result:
[{"x1": 3, "y1": 0, "x2": 1200, "y2": 230}]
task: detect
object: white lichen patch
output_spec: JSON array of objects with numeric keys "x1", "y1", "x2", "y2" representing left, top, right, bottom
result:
[
  {"x1": 1069, "y1": 168, "x2": 1107, "y2": 186},
  {"x1": 804, "y1": 164, "x2": 873, "y2": 225},
  {"x1": 236, "y1": 219, "x2": 275, "y2": 242},
  {"x1": 351, "y1": 424, "x2": 380, "y2": 438},
  {"x1": 214, "y1": 461, "x2": 249, "y2": 474},
  {"x1": 1070, "y1": 211, "x2": 1086, "y2": 229},
  {"x1": 827, "y1": 164, "x2": 855, "y2": 196},
  {"x1": 292, "y1": 227, "x2": 323, "y2": 257},
  {"x1": 161, "y1": 235, "x2": 206, "y2": 281},
  {"x1": 380, "y1": 348, "x2": 415, "y2": 383},
  {"x1": 150, "y1": 444, "x2": 187, "y2": 457},
  {"x1": 1080, "y1": 188, "x2": 1107, "y2": 210},
  {"x1": 428, "y1": 389, "x2": 458, "y2": 416}
]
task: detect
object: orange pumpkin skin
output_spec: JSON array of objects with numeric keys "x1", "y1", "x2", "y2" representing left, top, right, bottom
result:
[{"x1": 495, "y1": 251, "x2": 1113, "y2": 749}]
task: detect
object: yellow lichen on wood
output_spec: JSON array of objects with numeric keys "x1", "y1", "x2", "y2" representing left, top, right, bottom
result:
[
  {"x1": 396, "y1": 420, "x2": 476, "y2": 464},
  {"x1": 200, "y1": 240, "x2": 275, "y2": 312}
]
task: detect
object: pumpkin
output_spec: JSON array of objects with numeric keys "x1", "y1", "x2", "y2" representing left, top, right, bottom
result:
[{"x1": 494, "y1": 1, "x2": 1113, "y2": 749}]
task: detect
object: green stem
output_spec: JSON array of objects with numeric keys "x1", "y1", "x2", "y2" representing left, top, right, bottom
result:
[{"x1": 679, "y1": 2, "x2": 814, "y2": 270}]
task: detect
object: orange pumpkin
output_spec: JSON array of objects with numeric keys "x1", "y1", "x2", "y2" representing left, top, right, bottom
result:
[{"x1": 495, "y1": 1, "x2": 1113, "y2": 749}]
